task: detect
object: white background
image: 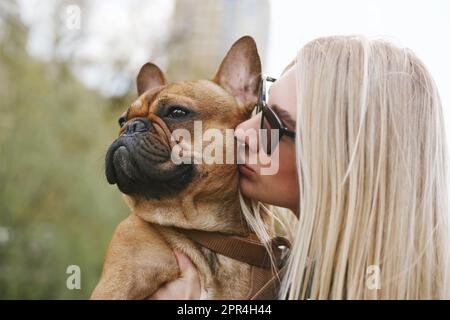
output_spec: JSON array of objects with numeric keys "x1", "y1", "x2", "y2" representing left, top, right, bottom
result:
[{"x1": 267, "y1": 0, "x2": 450, "y2": 155}]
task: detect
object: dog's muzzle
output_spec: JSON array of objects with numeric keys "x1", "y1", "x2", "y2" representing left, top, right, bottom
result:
[{"x1": 105, "y1": 116, "x2": 194, "y2": 199}]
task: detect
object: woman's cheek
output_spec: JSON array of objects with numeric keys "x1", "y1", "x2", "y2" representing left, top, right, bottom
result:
[
  {"x1": 265, "y1": 142, "x2": 298, "y2": 206},
  {"x1": 238, "y1": 141, "x2": 298, "y2": 208}
]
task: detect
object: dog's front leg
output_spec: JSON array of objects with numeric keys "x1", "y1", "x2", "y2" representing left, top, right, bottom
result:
[{"x1": 91, "y1": 214, "x2": 179, "y2": 300}]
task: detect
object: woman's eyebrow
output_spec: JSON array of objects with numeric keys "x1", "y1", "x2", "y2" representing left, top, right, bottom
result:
[{"x1": 271, "y1": 104, "x2": 296, "y2": 131}]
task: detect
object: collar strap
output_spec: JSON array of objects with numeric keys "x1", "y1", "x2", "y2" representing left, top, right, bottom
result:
[{"x1": 181, "y1": 229, "x2": 290, "y2": 270}]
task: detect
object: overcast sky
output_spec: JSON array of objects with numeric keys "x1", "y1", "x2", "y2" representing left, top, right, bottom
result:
[{"x1": 267, "y1": 0, "x2": 450, "y2": 141}]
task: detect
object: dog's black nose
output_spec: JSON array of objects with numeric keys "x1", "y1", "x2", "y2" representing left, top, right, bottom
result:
[{"x1": 124, "y1": 118, "x2": 150, "y2": 135}]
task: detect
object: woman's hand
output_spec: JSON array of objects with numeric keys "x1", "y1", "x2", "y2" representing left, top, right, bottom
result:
[{"x1": 148, "y1": 250, "x2": 201, "y2": 300}]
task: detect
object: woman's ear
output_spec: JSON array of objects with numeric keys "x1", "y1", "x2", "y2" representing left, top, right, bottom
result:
[
  {"x1": 212, "y1": 36, "x2": 262, "y2": 107},
  {"x1": 136, "y1": 62, "x2": 167, "y2": 96}
]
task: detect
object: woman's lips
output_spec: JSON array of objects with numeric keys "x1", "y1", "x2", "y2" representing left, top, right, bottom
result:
[{"x1": 238, "y1": 164, "x2": 256, "y2": 176}]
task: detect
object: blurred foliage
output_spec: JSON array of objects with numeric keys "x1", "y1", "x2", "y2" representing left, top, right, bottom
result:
[
  {"x1": 0, "y1": 11, "x2": 129, "y2": 299},
  {"x1": 0, "y1": 0, "x2": 271, "y2": 299}
]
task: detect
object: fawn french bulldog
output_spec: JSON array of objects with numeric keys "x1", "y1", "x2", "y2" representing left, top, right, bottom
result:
[{"x1": 91, "y1": 36, "x2": 286, "y2": 300}]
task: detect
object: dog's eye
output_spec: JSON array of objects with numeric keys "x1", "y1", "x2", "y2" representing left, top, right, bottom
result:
[
  {"x1": 118, "y1": 115, "x2": 127, "y2": 128},
  {"x1": 167, "y1": 106, "x2": 189, "y2": 119}
]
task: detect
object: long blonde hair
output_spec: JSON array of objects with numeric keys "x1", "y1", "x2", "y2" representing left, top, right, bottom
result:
[{"x1": 243, "y1": 35, "x2": 450, "y2": 299}]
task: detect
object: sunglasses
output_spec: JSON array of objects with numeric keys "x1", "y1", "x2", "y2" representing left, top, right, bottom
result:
[{"x1": 255, "y1": 75, "x2": 296, "y2": 154}]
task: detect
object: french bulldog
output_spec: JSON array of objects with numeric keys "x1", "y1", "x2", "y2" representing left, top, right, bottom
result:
[{"x1": 91, "y1": 36, "x2": 280, "y2": 300}]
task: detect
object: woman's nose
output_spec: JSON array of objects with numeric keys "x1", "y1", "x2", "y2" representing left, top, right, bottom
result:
[{"x1": 234, "y1": 113, "x2": 262, "y2": 149}]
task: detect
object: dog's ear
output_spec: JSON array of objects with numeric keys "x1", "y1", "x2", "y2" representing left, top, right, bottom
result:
[
  {"x1": 213, "y1": 36, "x2": 261, "y2": 107},
  {"x1": 137, "y1": 62, "x2": 167, "y2": 96}
]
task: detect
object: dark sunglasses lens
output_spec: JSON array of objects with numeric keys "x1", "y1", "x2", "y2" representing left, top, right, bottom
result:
[{"x1": 259, "y1": 109, "x2": 280, "y2": 155}]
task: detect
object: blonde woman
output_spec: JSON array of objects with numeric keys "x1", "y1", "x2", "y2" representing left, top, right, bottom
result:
[{"x1": 152, "y1": 35, "x2": 450, "y2": 300}]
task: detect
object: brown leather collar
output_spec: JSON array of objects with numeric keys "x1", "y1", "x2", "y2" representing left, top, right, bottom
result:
[
  {"x1": 178, "y1": 228, "x2": 291, "y2": 299},
  {"x1": 182, "y1": 229, "x2": 290, "y2": 269}
]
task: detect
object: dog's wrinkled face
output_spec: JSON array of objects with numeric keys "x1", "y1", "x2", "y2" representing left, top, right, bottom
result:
[{"x1": 105, "y1": 36, "x2": 261, "y2": 200}]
